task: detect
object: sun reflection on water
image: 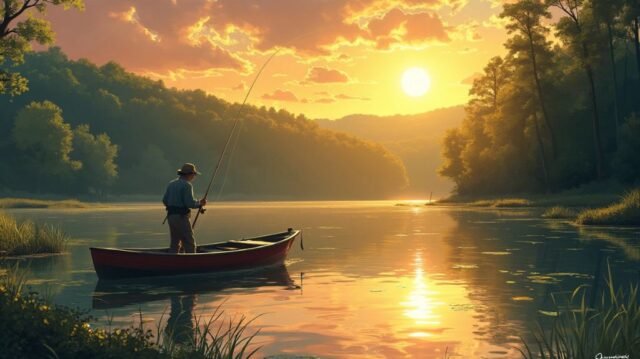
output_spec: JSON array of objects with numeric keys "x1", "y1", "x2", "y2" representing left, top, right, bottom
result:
[{"x1": 402, "y1": 250, "x2": 443, "y2": 338}]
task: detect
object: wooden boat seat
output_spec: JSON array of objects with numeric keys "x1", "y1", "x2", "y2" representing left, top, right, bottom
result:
[{"x1": 229, "y1": 240, "x2": 273, "y2": 246}]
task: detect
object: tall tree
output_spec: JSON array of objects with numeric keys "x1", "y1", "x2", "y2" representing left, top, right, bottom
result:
[
  {"x1": 550, "y1": 0, "x2": 606, "y2": 179},
  {"x1": 501, "y1": 0, "x2": 558, "y2": 159},
  {"x1": 592, "y1": 0, "x2": 623, "y2": 146},
  {"x1": 0, "y1": 0, "x2": 83, "y2": 95},
  {"x1": 469, "y1": 56, "x2": 511, "y2": 111}
]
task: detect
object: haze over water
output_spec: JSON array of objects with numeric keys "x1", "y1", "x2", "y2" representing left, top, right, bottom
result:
[{"x1": 7, "y1": 202, "x2": 640, "y2": 358}]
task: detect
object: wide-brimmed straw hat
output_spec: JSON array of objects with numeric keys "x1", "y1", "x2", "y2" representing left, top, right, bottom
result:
[{"x1": 177, "y1": 163, "x2": 200, "y2": 175}]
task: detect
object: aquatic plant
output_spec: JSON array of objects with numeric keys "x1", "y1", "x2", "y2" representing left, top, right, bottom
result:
[
  {"x1": 519, "y1": 263, "x2": 640, "y2": 358},
  {"x1": 542, "y1": 206, "x2": 577, "y2": 219},
  {"x1": 576, "y1": 190, "x2": 640, "y2": 226},
  {"x1": 0, "y1": 212, "x2": 67, "y2": 256},
  {"x1": 0, "y1": 198, "x2": 89, "y2": 209},
  {"x1": 0, "y1": 265, "x2": 261, "y2": 358}
]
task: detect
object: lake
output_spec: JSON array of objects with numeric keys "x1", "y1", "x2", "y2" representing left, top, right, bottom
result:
[{"x1": 5, "y1": 202, "x2": 640, "y2": 358}]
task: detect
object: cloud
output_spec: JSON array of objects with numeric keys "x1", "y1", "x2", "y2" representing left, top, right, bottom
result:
[
  {"x1": 367, "y1": 8, "x2": 450, "y2": 49},
  {"x1": 305, "y1": 67, "x2": 350, "y2": 84},
  {"x1": 335, "y1": 93, "x2": 371, "y2": 101},
  {"x1": 315, "y1": 98, "x2": 336, "y2": 104},
  {"x1": 44, "y1": 1, "x2": 250, "y2": 74},
  {"x1": 261, "y1": 89, "x2": 300, "y2": 102},
  {"x1": 461, "y1": 72, "x2": 482, "y2": 85}
]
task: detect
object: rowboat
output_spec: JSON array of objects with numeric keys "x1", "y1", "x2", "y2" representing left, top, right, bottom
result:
[{"x1": 90, "y1": 228, "x2": 300, "y2": 280}]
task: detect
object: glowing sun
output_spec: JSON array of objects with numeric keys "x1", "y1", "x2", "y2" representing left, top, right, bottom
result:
[{"x1": 401, "y1": 67, "x2": 431, "y2": 97}]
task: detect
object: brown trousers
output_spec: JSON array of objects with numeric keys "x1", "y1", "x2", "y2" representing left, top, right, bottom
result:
[{"x1": 167, "y1": 213, "x2": 196, "y2": 253}]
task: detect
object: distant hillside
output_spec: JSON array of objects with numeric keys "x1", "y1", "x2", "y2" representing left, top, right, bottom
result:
[
  {"x1": 316, "y1": 106, "x2": 465, "y2": 198},
  {"x1": 0, "y1": 48, "x2": 408, "y2": 199}
]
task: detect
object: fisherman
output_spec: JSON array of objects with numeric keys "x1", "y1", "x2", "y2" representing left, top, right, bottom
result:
[{"x1": 162, "y1": 163, "x2": 207, "y2": 253}]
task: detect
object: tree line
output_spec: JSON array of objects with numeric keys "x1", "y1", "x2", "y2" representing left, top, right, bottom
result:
[
  {"x1": 440, "y1": 0, "x2": 640, "y2": 195},
  {"x1": 0, "y1": 49, "x2": 408, "y2": 198}
]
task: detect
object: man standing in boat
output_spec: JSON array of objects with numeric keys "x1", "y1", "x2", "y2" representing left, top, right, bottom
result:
[{"x1": 162, "y1": 163, "x2": 207, "y2": 253}]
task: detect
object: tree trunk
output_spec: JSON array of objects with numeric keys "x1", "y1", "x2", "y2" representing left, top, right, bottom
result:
[
  {"x1": 606, "y1": 21, "x2": 620, "y2": 149},
  {"x1": 583, "y1": 39, "x2": 605, "y2": 179},
  {"x1": 532, "y1": 112, "x2": 551, "y2": 193},
  {"x1": 527, "y1": 33, "x2": 557, "y2": 159},
  {"x1": 635, "y1": 18, "x2": 640, "y2": 83}
]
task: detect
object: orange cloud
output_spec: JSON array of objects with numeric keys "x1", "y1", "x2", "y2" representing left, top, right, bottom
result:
[
  {"x1": 336, "y1": 93, "x2": 371, "y2": 101},
  {"x1": 262, "y1": 89, "x2": 301, "y2": 102},
  {"x1": 305, "y1": 67, "x2": 350, "y2": 84},
  {"x1": 367, "y1": 8, "x2": 450, "y2": 49}
]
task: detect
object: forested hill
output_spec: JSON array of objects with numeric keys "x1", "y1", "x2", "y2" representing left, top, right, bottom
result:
[
  {"x1": 0, "y1": 48, "x2": 408, "y2": 199},
  {"x1": 316, "y1": 107, "x2": 465, "y2": 197}
]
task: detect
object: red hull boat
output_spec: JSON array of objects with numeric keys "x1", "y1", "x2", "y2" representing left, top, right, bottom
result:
[{"x1": 90, "y1": 228, "x2": 300, "y2": 279}]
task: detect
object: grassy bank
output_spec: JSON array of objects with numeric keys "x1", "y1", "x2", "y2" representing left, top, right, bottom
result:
[
  {"x1": 0, "y1": 266, "x2": 260, "y2": 358},
  {"x1": 0, "y1": 212, "x2": 67, "y2": 256},
  {"x1": 520, "y1": 264, "x2": 640, "y2": 358},
  {"x1": 576, "y1": 190, "x2": 640, "y2": 226},
  {"x1": 440, "y1": 192, "x2": 620, "y2": 208},
  {"x1": 0, "y1": 197, "x2": 90, "y2": 209}
]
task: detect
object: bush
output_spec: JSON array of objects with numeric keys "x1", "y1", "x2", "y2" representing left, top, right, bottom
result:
[
  {"x1": 0, "y1": 266, "x2": 260, "y2": 358},
  {"x1": 576, "y1": 190, "x2": 640, "y2": 226}
]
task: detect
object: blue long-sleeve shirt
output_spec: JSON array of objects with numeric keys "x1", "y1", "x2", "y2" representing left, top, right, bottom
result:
[{"x1": 162, "y1": 178, "x2": 200, "y2": 209}]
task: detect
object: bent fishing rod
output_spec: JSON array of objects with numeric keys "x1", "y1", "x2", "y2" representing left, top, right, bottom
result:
[{"x1": 191, "y1": 49, "x2": 281, "y2": 229}]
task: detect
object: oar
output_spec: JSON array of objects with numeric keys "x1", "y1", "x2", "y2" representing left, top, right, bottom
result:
[{"x1": 191, "y1": 49, "x2": 281, "y2": 229}]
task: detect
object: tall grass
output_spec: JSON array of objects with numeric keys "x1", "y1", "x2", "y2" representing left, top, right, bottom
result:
[
  {"x1": 576, "y1": 190, "x2": 640, "y2": 226},
  {"x1": 0, "y1": 212, "x2": 67, "y2": 255},
  {"x1": 542, "y1": 206, "x2": 577, "y2": 219},
  {"x1": 520, "y1": 262, "x2": 640, "y2": 358},
  {"x1": 471, "y1": 198, "x2": 532, "y2": 208},
  {"x1": 0, "y1": 198, "x2": 89, "y2": 209}
]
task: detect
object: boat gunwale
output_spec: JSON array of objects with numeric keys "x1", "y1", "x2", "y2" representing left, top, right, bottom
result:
[{"x1": 89, "y1": 229, "x2": 299, "y2": 256}]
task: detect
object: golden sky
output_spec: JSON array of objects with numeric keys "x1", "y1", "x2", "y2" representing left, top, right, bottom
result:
[{"x1": 45, "y1": 0, "x2": 510, "y2": 119}]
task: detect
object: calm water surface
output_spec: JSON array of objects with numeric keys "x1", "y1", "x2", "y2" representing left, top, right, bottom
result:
[{"x1": 6, "y1": 202, "x2": 640, "y2": 358}]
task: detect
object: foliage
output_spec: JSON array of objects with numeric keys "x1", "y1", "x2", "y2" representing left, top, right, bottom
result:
[
  {"x1": 576, "y1": 189, "x2": 640, "y2": 225},
  {"x1": 0, "y1": 265, "x2": 261, "y2": 358},
  {"x1": 72, "y1": 124, "x2": 118, "y2": 194},
  {"x1": 519, "y1": 263, "x2": 640, "y2": 358},
  {"x1": 0, "y1": 0, "x2": 84, "y2": 95},
  {"x1": 0, "y1": 48, "x2": 408, "y2": 199},
  {"x1": 440, "y1": 0, "x2": 640, "y2": 195},
  {"x1": 0, "y1": 211, "x2": 67, "y2": 255},
  {"x1": 542, "y1": 206, "x2": 577, "y2": 219}
]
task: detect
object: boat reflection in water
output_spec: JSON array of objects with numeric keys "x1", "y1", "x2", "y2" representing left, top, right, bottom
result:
[{"x1": 92, "y1": 265, "x2": 298, "y2": 344}]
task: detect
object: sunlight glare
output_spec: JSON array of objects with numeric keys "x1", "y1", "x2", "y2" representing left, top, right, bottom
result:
[{"x1": 401, "y1": 67, "x2": 431, "y2": 97}]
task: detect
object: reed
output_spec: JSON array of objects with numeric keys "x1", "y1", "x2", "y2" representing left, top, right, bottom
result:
[
  {"x1": 0, "y1": 212, "x2": 67, "y2": 256},
  {"x1": 519, "y1": 262, "x2": 640, "y2": 358},
  {"x1": 542, "y1": 206, "x2": 577, "y2": 219},
  {"x1": 576, "y1": 190, "x2": 640, "y2": 225},
  {"x1": 0, "y1": 198, "x2": 89, "y2": 209},
  {"x1": 470, "y1": 198, "x2": 532, "y2": 208}
]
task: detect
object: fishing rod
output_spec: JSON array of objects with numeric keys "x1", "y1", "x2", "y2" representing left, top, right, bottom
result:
[{"x1": 191, "y1": 49, "x2": 281, "y2": 229}]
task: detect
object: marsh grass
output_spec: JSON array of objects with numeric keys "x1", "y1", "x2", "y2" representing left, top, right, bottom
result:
[
  {"x1": 542, "y1": 206, "x2": 577, "y2": 219},
  {"x1": 470, "y1": 198, "x2": 532, "y2": 208},
  {"x1": 520, "y1": 262, "x2": 640, "y2": 358},
  {"x1": 0, "y1": 212, "x2": 67, "y2": 256},
  {"x1": 576, "y1": 190, "x2": 640, "y2": 226},
  {"x1": 0, "y1": 264, "x2": 261, "y2": 358},
  {"x1": 0, "y1": 198, "x2": 89, "y2": 209}
]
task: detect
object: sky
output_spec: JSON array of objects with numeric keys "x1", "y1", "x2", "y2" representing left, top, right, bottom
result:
[{"x1": 43, "y1": 0, "x2": 511, "y2": 119}]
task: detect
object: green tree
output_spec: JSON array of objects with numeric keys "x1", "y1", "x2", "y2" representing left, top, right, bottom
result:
[
  {"x1": 12, "y1": 100, "x2": 81, "y2": 191},
  {"x1": 501, "y1": 0, "x2": 558, "y2": 158},
  {"x1": 0, "y1": 0, "x2": 83, "y2": 95},
  {"x1": 549, "y1": 0, "x2": 606, "y2": 178},
  {"x1": 72, "y1": 124, "x2": 118, "y2": 194},
  {"x1": 613, "y1": 113, "x2": 640, "y2": 183}
]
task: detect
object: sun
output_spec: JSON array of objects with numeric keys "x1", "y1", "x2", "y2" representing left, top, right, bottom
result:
[{"x1": 401, "y1": 67, "x2": 431, "y2": 97}]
